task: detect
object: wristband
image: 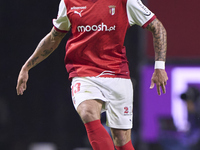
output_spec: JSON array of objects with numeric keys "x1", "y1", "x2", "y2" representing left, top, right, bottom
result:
[{"x1": 154, "y1": 61, "x2": 165, "y2": 69}]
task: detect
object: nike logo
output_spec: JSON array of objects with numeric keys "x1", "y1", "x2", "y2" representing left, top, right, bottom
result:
[{"x1": 74, "y1": 10, "x2": 83, "y2": 17}]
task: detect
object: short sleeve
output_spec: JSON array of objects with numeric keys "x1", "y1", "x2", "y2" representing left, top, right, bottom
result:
[
  {"x1": 52, "y1": 0, "x2": 71, "y2": 32},
  {"x1": 126, "y1": 0, "x2": 156, "y2": 28}
]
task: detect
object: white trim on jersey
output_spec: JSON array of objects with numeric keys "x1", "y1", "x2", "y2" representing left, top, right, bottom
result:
[
  {"x1": 126, "y1": 0, "x2": 155, "y2": 27},
  {"x1": 53, "y1": 0, "x2": 71, "y2": 32}
]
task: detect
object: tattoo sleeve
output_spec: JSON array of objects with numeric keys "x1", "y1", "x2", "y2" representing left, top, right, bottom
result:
[
  {"x1": 51, "y1": 28, "x2": 66, "y2": 38},
  {"x1": 24, "y1": 28, "x2": 66, "y2": 70},
  {"x1": 39, "y1": 41, "x2": 54, "y2": 57},
  {"x1": 146, "y1": 19, "x2": 167, "y2": 61},
  {"x1": 27, "y1": 56, "x2": 39, "y2": 68}
]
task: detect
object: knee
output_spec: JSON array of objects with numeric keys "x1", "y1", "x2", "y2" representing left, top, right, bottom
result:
[
  {"x1": 77, "y1": 102, "x2": 101, "y2": 123},
  {"x1": 111, "y1": 129, "x2": 131, "y2": 146},
  {"x1": 78, "y1": 107, "x2": 97, "y2": 123},
  {"x1": 113, "y1": 133, "x2": 127, "y2": 145}
]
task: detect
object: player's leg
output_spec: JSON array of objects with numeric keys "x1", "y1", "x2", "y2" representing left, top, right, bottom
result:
[
  {"x1": 77, "y1": 99, "x2": 102, "y2": 123},
  {"x1": 111, "y1": 128, "x2": 135, "y2": 150},
  {"x1": 77, "y1": 99, "x2": 114, "y2": 150},
  {"x1": 103, "y1": 78, "x2": 134, "y2": 149}
]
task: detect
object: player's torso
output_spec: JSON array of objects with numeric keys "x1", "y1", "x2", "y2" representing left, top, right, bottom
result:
[{"x1": 63, "y1": 0, "x2": 130, "y2": 79}]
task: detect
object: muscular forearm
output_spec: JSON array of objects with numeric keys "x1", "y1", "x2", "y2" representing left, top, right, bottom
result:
[
  {"x1": 146, "y1": 19, "x2": 167, "y2": 61},
  {"x1": 22, "y1": 34, "x2": 54, "y2": 71},
  {"x1": 22, "y1": 27, "x2": 66, "y2": 71}
]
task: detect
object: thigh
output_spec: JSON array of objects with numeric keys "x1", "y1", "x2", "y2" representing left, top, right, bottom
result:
[
  {"x1": 71, "y1": 77, "x2": 107, "y2": 110},
  {"x1": 110, "y1": 128, "x2": 132, "y2": 146}
]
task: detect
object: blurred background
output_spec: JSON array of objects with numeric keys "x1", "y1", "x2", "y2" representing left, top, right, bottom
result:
[{"x1": 0, "y1": 0, "x2": 200, "y2": 150}]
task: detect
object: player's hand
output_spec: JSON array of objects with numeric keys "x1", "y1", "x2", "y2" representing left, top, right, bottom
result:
[
  {"x1": 150, "y1": 69, "x2": 168, "y2": 95},
  {"x1": 16, "y1": 68, "x2": 29, "y2": 95}
]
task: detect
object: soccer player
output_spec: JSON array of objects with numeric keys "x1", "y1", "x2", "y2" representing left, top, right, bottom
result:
[{"x1": 16, "y1": 0, "x2": 168, "y2": 149}]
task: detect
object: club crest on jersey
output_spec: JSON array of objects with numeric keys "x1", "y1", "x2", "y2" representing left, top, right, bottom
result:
[{"x1": 109, "y1": 5, "x2": 116, "y2": 15}]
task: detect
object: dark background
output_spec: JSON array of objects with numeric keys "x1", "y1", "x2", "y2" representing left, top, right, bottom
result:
[{"x1": 0, "y1": 0, "x2": 199, "y2": 150}]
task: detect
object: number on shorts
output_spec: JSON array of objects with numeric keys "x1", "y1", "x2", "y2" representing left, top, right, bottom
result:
[
  {"x1": 124, "y1": 107, "x2": 129, "y2": 114},
  {"x1": 72, "y1": 83, "x2": 81, "y2": 96},
  {"x1": 124, "y1": 106, "x2": 133, "y2": 115}
]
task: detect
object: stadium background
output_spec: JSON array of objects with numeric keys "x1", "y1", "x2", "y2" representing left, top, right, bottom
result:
[{"x1": 0, "y1": 0, "x2": 200, "y2": 149}]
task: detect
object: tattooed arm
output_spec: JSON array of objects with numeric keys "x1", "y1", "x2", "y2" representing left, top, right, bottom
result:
[
  {"x1": 146, "y1": 18, "x2": 168, "y2": 95},
  {"x1": 23, "y1": 27, "x2": 66, "y2": 70},
  {"x1": 146, "y1": 18, "x2": 167, "y2": 61},
  {"x1": 16, "y1": 27, "x2": 66, "y2": 95}
]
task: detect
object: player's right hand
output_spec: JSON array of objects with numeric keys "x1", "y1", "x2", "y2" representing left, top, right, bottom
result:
[
  {"x1": 16, "y1": 68, "x2": 29, "y2": 95},
  {"x1": 150, "y1": 69, "x2": 168, "y2": 96}
]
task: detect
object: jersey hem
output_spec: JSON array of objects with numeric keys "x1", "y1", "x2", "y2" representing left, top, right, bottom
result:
[{"x1": 70, "y1": 75, "x2": 131, "y2": 81}]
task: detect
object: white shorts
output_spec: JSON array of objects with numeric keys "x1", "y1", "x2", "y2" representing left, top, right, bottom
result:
[{"x1": 71, "y1": 77, "x2": 134, "y2": 129}]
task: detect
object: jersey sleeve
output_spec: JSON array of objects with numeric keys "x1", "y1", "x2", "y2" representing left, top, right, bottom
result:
[
  {"x1": 52, "y1": 0, "x2": 71, "y2": 32},
  {"x1": 126, "y1": 0, "x2": 156, "y2": 28}
]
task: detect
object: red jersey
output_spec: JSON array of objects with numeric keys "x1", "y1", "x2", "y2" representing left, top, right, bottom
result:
[{"x1": 53, "y1": 0, "x2": 156, "y2": 80}]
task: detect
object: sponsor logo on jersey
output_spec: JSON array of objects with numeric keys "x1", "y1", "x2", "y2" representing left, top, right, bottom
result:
[
  {"x1": 77, "y1": 22, "x2": 116, "y2": 32},
  {"x1": 71, "y1": 6, "x2": 87, "y2": 10},
  {"x1": 71, "y1": 6, "x2": 86, "y2": 17},
  {"x1": 109, "y1": 5, "x2": 116, "y2": 15}
]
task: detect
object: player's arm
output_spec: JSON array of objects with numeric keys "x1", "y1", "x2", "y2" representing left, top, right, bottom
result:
[
  {"x1": 16, "y1": 27, "x2": 66, "y2": 95},
  {"x1": 21, "y1": 27, "x2": 66, "y2": 70},
  {"x1": 146, "y1": 18, "x2": 168, "y2": 95}
]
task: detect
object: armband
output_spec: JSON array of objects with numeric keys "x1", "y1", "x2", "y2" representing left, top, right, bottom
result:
[{"x1": 154, "y1": 61, "x2": 165, "y2": 69}]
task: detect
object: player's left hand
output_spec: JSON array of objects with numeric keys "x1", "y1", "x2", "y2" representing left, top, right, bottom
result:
[{"x1": 150, "y1": 69, "x2": 168, "y2": 95}]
